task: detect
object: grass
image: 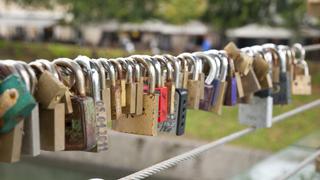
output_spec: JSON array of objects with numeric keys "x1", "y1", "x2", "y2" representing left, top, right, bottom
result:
[
  {"x1": 185, "y1": 63, "x2": 320, "y2": 152},
  {"x1": 0, "y1": 40, "x2": 319, "y2": 152}
]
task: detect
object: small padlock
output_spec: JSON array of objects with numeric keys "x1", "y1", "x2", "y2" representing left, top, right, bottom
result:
[
  {"x1": 128, "y1": 56, "x2": 144, "y2": 115},
  {"x1": 147, "y1": 57, "x2": 168, "y2": 123},
  {"x1": 75, "y1": 56, "x2": 108, "y2": 152},
  {"x1": 178, "y1": 53, "x2": 201, "y2": 109},
  {"x1": 194, "y1": 52, "x2": 217, "y2": 111},
  {"x1": 211, "y1": 50, "x2": 229, "y2": 114},
  {"x1": 118, "y1": 58, "x2": 137, "y2": 114},
  {"x1": 110, "y1": 59, "x2": 126, "y2": 108},
  {"x1": 53, "y1": 59, "x2": 96, "y2": 151},
  {"x1": 224, "y1": 55, "x2": 238, "y2": 106},
  {"x1": 16, "y1": 61, "x2": 41, "y2": 157},
  {"x1": 291, "y1": 43, "x2": 312, "y2": 95},
  {"x1": 112, "y1": 56, "x2": 159, "y2": 136}
]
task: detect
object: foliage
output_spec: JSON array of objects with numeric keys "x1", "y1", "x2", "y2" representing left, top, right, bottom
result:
[{"x1": 7, "y1": 0, "x2": 308, "y2": 29}]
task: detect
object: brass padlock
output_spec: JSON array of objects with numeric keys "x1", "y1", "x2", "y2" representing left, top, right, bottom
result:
[
  {"x1": 118, "y1": 58, "x2": 137, "y2": 114},
  {"x1": 127, "y1": 56, "x2": 144, "y2": 115},
  {"x1": 291, "y1": 43, "x2": 312, "y2": 95},
  {"x1": 178, "y1": 53, "x2": 201, "y2": 109},
  {"x1": 112, "y1": 56, "x2": 159, "y2": 136},
  {"x1": 109, "y1": 59, "x2": 126, "y2": 108}
]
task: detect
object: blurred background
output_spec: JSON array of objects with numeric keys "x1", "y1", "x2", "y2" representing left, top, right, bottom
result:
[{"x1": 1, "y1": 0, "x2": 320, "y2": 179}]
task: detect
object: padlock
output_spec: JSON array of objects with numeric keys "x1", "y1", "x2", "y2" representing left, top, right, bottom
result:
[
  {"x1": 155, "y1": 55, "x2": 175, "y2": 132},
  {"x1": 291, "y1": 43, "x2": 312, "y2": 95},
  {"x1": 109, "y1": 59, "x2": 126, "y2": 108},
  {"x1": 292, "y1": 60, "x2": 312, "y2": 95},
  {"x1": 178, "y1": 53, "x2": 201, "y2": 109},
  {"x1": 75, "y1": 56, "x2": 108, "y2": 152},
  {"x1": 146, "y1": 56, "x2": 168, "y2": 123},
  {"x1": 53, "y1": 59, "x2": 96, "y2": 151},
  {"x1": 100, "y1": 59, "x2": 122, "y2": 120},
  {"x1": 264, "y1": 44, "x2": 291, "y2": 105},
  {"x1": 194, "y1": 52, "x2": 217, "y2": 111},
  {"x1": 35, "y1": 59, "x2": 73, "y2": 152},
  {"x1": 16, "y1": 61, "x2": 41, "y2": 157},
  {"x1": 118, "y1": 58, "x2": 137, "y2": 114},
  {"x1": 238, "y1": 46, "x2": 273, "y2": 128},
  {"x1": 205, "y1": 50, "x2": 222, "y2": 107},
  {"x1": 224, "y1": 54, "x2": 238, "y2": 106},
  {"x1": 112, "y1": 56, "x2": 159, "y2": 136},
  {"x1": 127, "y1": 56, "x2": 144, "y2": 115},
  {"x1": 211, "y1": 50, "x2": 229, "y2": 114}
]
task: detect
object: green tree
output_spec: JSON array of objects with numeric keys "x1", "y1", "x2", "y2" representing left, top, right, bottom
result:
[{"x1": 156, "y1": 0, "x2": 208, "y2": 24}]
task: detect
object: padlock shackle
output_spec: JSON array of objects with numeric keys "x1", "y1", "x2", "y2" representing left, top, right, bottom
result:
[
  {"x1": 131, "y1": 55, "x2": 156, "y2": 93},
  {"x1": 217, "y1": 50, "x2": 229, "y2": 82},
  {"x1": 98, "y1": 58, "x2": 116, "y2": 87},
  {"x1": 126, "y1": 57, "x2": 141, "y2": 83},
  {"x1": 144, "y1": 56, "x2": 161, "y2": 88},
  {"x1": 90, "y1": 59, "x2": 106, "y2": 91},
  {"x1": 178, "y1": 53, "x2": 199, "y2": 80},
  {"x1": 297, "y1": 60, "x2": 310, "y2": 76},
  {"x1": 277, "y1": 45, "x2": 288, "y2": 73},
  {"x1": 292, "y1": 43, "x2": 306, "y2": 63},
  {"x1": 19, "y1": 61, "x2": 38, "y2": 95},
  {"x1": 29, "y1": 61, "x2": 45, "y2": 74},
  {"x1": 205, "y1": 50, "x2": 221, "y2": 80},
  {"x1": 109, "y1": 59, "x2": 123, "y2": 81},
  {"x1": 5, "y1": 60, "x2": 31, "y2": 92},
  {"x1": 164, "y1": 54, "x2": 180, "y2": 88},
  {"x1": 193, "y1": 52, "x2": 216, "y2": 85},
  {"x1": 262, "y1": 44, "x2": 282, "y2": 71},
  {"x1": 35, "y1": 59, "x2": 60, "y2": 80},
  {"x1": 153, "y1": 55, "x2": 173, "y2": 82},
  {"x1": 117, "y1": 57, "x2": 133, "y2": 84},
  {"x1": 53, "y1": 58, "x2": 86, "y2": 97},
  {"x1": 75, "y1": 55, "x2": 92, "y2": 74}
]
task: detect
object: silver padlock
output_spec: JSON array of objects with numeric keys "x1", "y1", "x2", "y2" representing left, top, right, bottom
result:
[{"x1": 238, "y1": 46, "x2": 273, "y2": 128}]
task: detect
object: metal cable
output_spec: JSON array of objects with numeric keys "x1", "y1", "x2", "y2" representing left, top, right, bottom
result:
[
  {"x1": 303, "y1": 44, "x2": 320, "y2": 52},
  {"x1": 276, "y1": 149, "x2": 320, "y2": 180},
  {"x1": 119, "y1": 99, "x2": 320, "y2": 180}
]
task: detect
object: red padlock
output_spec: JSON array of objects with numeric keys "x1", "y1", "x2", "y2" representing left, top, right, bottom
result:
[{"x1": 142, "y1": 56, "x2": 168, "y2": 123}]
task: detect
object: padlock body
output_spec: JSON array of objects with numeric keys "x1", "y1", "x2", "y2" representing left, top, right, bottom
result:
[
  {"x1": 199, "y1": 84, "x2": 215, "y2": 111},
  {"x1": 22, "y1": 103, "x2": 40, "y2": 156},
  {"x1": 94, "y1": 100, "x2": 108, "y2": 152},
  {"x1": 155, "y1": 87, "x2": 168, "y2": 123},
  {"x1": 273, "y1": 72, "x2": 291, "y2": 105},
  {"x1": 112, "y1": 93, "x2": 159, "y2": 136},
  {"x1": 224, "y1": 76, "x2": 237, "y2": 106},
  {"x1": 65, "y1": 96, "x2": 96, "y2": 151},
  {"x1": 292, "y1": 75, "x2": 312, "y2": 95},
  {"x1": 40, "y1": 103, "x2": 65, "y2": 151},
  {"x1": 175, "y1": 88, "x2": 188, "y2": 136},
  {"x1": 0, "y1": 120, "x2": 24, "y2": 163},
  {"x1": 187, "y1": 80, "x2": 200, "y2": 109},
  {"x1": 35, "y1": 71, "x2": 66, "y2": 109},
  {"x1": 110, "y1": 85, "x2": 122, "y2": 120},
  {"x1": 239, "y1": 95, "x2": 273, "y2": 128},
  {"x1": 241, "y1": 68, "x2": 261, "y2": 97}
]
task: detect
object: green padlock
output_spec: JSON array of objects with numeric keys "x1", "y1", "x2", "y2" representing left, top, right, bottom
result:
[{"x1": 0, "y1": 74, "x2": 36, "y2": 133}]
